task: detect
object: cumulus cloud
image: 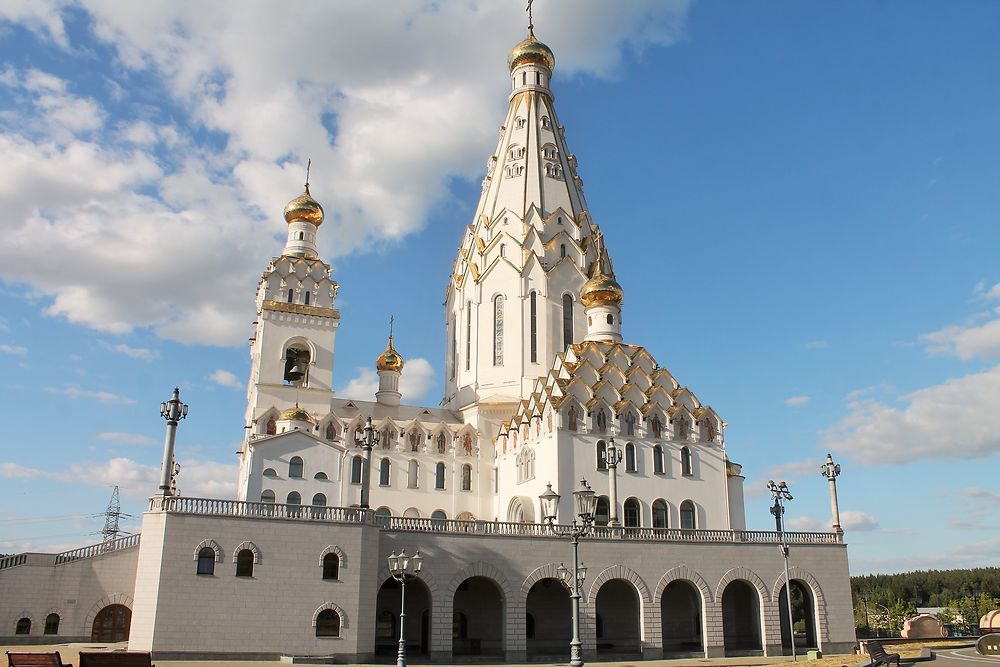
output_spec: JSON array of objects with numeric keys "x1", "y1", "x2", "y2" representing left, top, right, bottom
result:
[
  {"x1": 209, "y1": 369, "x2": 244, "y2": 390},
  {"x1": 97, "y1": 431, "x2": 155, "y2": 446},
  {"x1": 0, "y1": 1, "x2": 689, "y2": 346},
  {"x1": 784, "y1": 395, "x2": 810, "y2": 407},
  {"x1": 841, "y1": 510, "x2": 879, "y2": 532},
  {"x1": 338, "y1": 357, "x2": 436, "y2": 403},
  {"x1": 922, "y1": 282, "x2": 1000, "y2": 360},
  {"x1": 823, "y1": 365, "x2": 1000, "y2": 465},
  {"x1": 786, "y1": 515, "x2": 825, "y2": 532},
  {"x1": 100, "y1": 341, "x2": 157, "y2": 361},
  {"x1": 46, "y1": 384, "x2": 136, "y2": 405},
  {"x1": 0, "y1": 343, "x2": 27, "y2": 355}
]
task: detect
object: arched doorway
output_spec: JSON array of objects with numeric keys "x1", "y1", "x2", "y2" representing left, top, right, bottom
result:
[
  {"x1": 595, "y1": 579, "x2": 641, "y2": 655},
  {"x1": 525, "y1": 578, "x2": 571, "y2": 657},
  {"x1": 453, "y1": 576, "x2": 504, "y2": 657},
  {"x1": 721, "y1": 580, "x2": 762, "y2": 656},
  {"x1": 91, "y1": 604, "x2": 131, "y2": 642},
  {"x1": 661, "y1": 580, "x2": 703, "y2": 655},
  {"x1": 375, "y1": 577, "x2": 431, "y2": 656},
  {"x1": 778, "y1": 580, "x2": 818, "y2": 652}
]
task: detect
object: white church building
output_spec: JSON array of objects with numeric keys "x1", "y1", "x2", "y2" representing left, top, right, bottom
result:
[{"x1": 0, "y1": 27, "x2": 857, "y2": 662}]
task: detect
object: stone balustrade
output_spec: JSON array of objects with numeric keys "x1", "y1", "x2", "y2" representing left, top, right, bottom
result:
[{"x1": 54, "y1": 534, "x2": 141, "y2": 564}]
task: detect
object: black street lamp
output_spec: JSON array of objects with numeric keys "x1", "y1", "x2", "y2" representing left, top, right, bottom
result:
[
  {"x1": 354, "y1": 416, "x2": 381, "y2": 509},
  {"x1": 158, "y1": 388, "x2": 188, "y2": 496},
  {"x1": 540, "y1": 480, "x2": 598, "y2": 667},
  {"x1": 387, "y1": 548, "x2": 424, "y2": 667},
  {"x1": 768, "y1": 479, "x2": 796, "y2": 661}
]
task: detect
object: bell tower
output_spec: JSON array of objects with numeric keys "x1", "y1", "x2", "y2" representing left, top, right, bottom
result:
[{"x1": 236, "y1": 175, "x2": 341, "y2": 498}]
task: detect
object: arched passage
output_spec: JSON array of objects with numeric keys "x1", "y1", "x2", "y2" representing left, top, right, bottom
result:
[
  {"x1": 453, "y1": 576, "x2": 504, "y2": 656},
  {"x1": 595, "y1": 579, "x2": 641, "y2": 654},
  {"x1": 375, "y1": 577, "x2": 431, "y2": 656},
  {"x1": 525, "y1": 578, "x2": 571, "y2": 657},
  {"x1": 661, "y1": 579, "x2": 703, "y2": 655},
  {"x1": 778, "y1": 579, "x2": 818, "y2": 652},
  {"x1": 91, "y1": 604, "x2": 131, "y2": 642},
  {"x1": 721, "y1": 580, "x2": 762, "y2": 656}
]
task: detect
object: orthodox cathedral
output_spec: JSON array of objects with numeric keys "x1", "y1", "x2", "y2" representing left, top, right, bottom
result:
[{"x1": 0, "y1": 26, "x2": 856, "y2": 663}]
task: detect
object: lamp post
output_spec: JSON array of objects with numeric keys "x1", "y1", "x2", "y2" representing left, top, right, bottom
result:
[
  {"x1": 540, "y1": 480, "x2": 598, "y2": 667},
  {"x1": 768, "y1": 479, "x2": 796, "y2": 661},
  {"x1": 387, "y1": 549, "x2": 424, "y2": 667},
  {"x1": 819, "y1": 453, "x2": 843, "y2": 533},
  {"x1": 354, "y1": 417, "x2": 381, "y2": 509},
  {"x1": 604, "y1": 438, "x2": 623, "y2": 527},
  {"x1": 158, "y1": 388, "x2": 188, "y2": 496}
]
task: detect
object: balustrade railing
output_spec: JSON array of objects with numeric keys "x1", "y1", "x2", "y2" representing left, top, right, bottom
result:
[
  {"x1": 0, "y1": 553, "x2": 27, "y2": 570},
  {"x1": 151, "y1": 496, "x2": 842, "y2": 545},
  {"x1": 55, "y1": 534, "x2": 141, "y2": 564}
]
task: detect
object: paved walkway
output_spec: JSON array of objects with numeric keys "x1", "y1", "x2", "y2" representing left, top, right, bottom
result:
[{"x1": 931, "y1": 647, "x2": 1000, "y2": 667}]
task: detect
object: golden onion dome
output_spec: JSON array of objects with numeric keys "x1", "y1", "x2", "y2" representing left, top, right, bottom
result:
[
  {"x1": 508, "y1": 31, "x2": 555, "y2": 72},
  {"x1": 278, "y1": 405, "x2": 313, "y2": 423},
  {"x1": 376, "y1": 336, "x2": 404, "y2": 373},
  {"x1": 580, "y1": 272, "x2": 624, "y2": 308},
  {"x1": 283, "y1": 184, "x2": 324, "y2": 227}
]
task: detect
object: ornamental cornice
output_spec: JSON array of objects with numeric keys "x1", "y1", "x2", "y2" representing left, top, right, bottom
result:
[{"x1": 262, "y1": 300, "x2": 340, "y2": 319}]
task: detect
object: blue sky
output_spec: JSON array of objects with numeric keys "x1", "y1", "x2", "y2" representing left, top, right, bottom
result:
[{"x1": 0, "y1": 1, "x2": 997, "y2": 574}]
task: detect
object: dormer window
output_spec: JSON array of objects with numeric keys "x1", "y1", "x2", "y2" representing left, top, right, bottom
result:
[
  {"x1": 542, "y1": 144, "x2": 558, "y2": 160},
  {"x1": 515, "y1": 116, "x2": 527, "y2": 129},
  {"x1": 541, "y1": 115, "x2": 551, "y2": 129}
]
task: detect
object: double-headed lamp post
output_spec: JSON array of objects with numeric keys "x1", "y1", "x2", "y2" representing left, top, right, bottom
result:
[
  {"x1": 158, "y1": 388, "x2": 188, "y2": 496},
  {"x1": 387, "y1": 548, "x2": 424, "y2": 667},
  {"x1": 354, "y1": 416, "x2": 380, "y2": 509},
  {"x1": 768, "y1": 479, "x2": 796, "y2": 661},
  {"x1": 540, "y1": 480, "x2": 598, "y2": 667},
  {"x1": 604, "y1": 438, "x2": 623, "y2": 527}
]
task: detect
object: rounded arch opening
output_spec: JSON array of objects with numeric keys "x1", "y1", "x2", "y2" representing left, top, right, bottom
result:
[
  {"x1": 779, "y1": 579, "x2": 818, "y2": 653},
  {"x1": 661, "y1": 579, "x2": 703, "y2": 655},
  {"x1": 722, "y1": 580, "x2": 762, "y2": 656},
  {"x1": 525, "y1": 578, "x2": 571, "y2": 657},
  {"x1": 595, "y1": 578, "x2": 641, "y2": 654},
  {"x1": 375, "y1": 577, "x2": 431, "y2": 656},
  {"x1": 91, "y1": 604, "x2": 131, "y2": 642},
  {"x1": 452, "y1": 576, "x2": 505, "y2": 656}
]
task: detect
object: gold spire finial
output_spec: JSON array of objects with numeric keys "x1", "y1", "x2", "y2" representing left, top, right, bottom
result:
[
  {"x1": 376, "y1": 315, "x2": 404, "y2": 372},
  {"x1": 389, "y1": 314, "x2": 394, "y2": 343}
]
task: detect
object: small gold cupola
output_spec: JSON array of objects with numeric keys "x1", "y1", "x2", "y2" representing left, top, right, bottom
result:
[
  {"x1": 283, "y1": 184, "x2": 325, "y2": 227},
  {"x1": 581, "y1": 230, "x2": 624, "y2": 343},
  {"x1": 375, "y1": 317, "x2": 404, "y2": 406},
  {"x1": 282, "y1": 161, "x2": 324, "y2": 259},
  {"x1": 508, "y1": 28, "x2": 555, "y2": 73}
]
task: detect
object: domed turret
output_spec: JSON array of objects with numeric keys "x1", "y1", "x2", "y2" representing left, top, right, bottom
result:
[
  {"x1": 284, "y1": 184, "x2": 324, "y2": 227},
  {"x1": 375, "y1": 318, "x2": 403, "y2": 406},
  {"x1": 282, "y1": 167, "x2": 324, "y2": 259},
  {"x1": 582, "y1": 231, "x2": 624, "y2": 343},
  {"x1": 508, "y1": 29, "x2": 555, "y2": 72},
  {"x1": 580, "y1": 273, "x2": 624, "y2": 308},
  {"x1": 376, "y1": 336, "x2": 404, "y2": 373}
]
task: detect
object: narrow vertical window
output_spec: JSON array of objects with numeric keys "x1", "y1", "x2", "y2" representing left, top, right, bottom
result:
[
  {"x1": 562, "y1": 294, "x2": 573, "y2": 349},
  {"x1": 351, "y1": 456, "x2": 362, "y2": 484},
  {"x1": 529, "y1": 291, "x2": 537, "y2": 363},
  {"x1": 465, "y1": 301, "x2": 471, "y2": 371},
  {"x1": 435, "y1": 462, "x2": 446, "y2": 489},
  {"x1": 653, "y1": 445, "x2": 664, "y2": 474},
  {"x1": 493, "y1": 295, "x2": 504, "y2": 366},
  {"x1": 408, "y1": 460, "x2": 419, "y2": 488},
  {"x1": 304, "y1": 291, "x2": 310, "y2": 305},
  {"x1": 560, "y1": 244, "x2": 566, "y2": 258},
  {"x1": 287, "y1": 289, "x2": 294, "y2": 303},
  {"x1": 625, "y1": 442, "x2": 636, "y2": 472},
  {"x1": 680, "y1": 500, "x2": 696, "y2": 530},
  {"x1": 681, "y1": 446, "x2": 693, "y2": 476},
  {"x1": 379, "y1": 458, "x2": 391, "y2": 486},
  {"x1": 596, "y1": 440, "x2": 607, "y2": 470},
  {"x1": 450, "y1": 315, "x2": 457, "y2": 380},
  {"x1": 461, "y1": 464, "x2": 472, "y2": 491},
  {"x1": 236, "y1": 549, "x2": 254, "y2": 577}
]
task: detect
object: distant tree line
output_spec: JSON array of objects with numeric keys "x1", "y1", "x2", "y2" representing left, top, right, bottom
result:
[{"x1": 852, "y1": 567, "x2": 1000, "y2": 637}]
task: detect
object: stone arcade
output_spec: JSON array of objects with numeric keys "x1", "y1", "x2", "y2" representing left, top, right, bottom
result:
[{"x1": 0, "y1": 27, "x2": 857, "y2": 662}]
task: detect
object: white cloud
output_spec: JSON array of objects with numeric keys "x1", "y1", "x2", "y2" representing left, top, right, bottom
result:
[
  {"x1": 841, "y1": 510, "x2": 879, "y2": 532},
  {"x1": 209, "y1": 369, "x2": 243, "y2": 390},
  {"x1": 0, "y1": 2, "x2": 689, "y2": 346},
  {"x1": 949, "y1": 487, "x2": 1000, "y2": 531},
  {"x1": 46, "y1": 384, "x2": 136, "y2": 405},
  {"x1": 786, "y1": 516, "x2": 825, "y2": 532},
  {"x1": 100, "y1": 341, "x2": 157, "y2": 361},
  {"x1": 804, "y1": 340, "x2": 829, "y2": 350},
  {"x1": 0, "y1": 462, "x2": 48, "y2": 478},
  {"x1": 0, "y1": 343, "x2": 27, "y2": 355},
  {"x1": 922, "y1": 308, "x2": 1000, "y2": 360},
  {"x1": 823, "y1": 365, "x2": 1000, "y2": 465},
  {"x1": 97, "y1": 431, "x2": 155, "y2": 446},
  {"x1": 338, "y1": 357, "x2": 436, "y2": 403},
  {"x1": 784, "y1": 395, "x2": 810, "y2": 407},
  {"x1": 758, "y1": 458, "x2": 822, "y2": 483}
]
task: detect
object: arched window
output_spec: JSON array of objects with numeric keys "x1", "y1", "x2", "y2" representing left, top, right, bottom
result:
[
  {"x1": 596, "y1": 440, "x2": 608, "y2": 470},
  {"x1": 325, "y1": 422, "x2": 337, "y2": 440},
  {"x1": 623, "y1": 498, "x2": 641, "y2": 528},
  {"x1": 680, "y1": 500, "x2": 696, "y2": 530},
  {"x1": 651, "y1": 415, "x2": 662, "y2": 439},
  {"x1": 529, "y1": 291, "x2": 538, "y2": 364},
  {"x1": 560, "y1": 243, "x2": 567, "y2": 258},
  {"x1": 623, "y1": 412, "x2": 635, "y2": 436},
  {"x1": 465, "y1": 301, "x2": 472, "y2": 371},
  {"x1": 435, "y1": 462, "x2": 446, "y2": 489},
  {"x1": 236, "y1": 549, "x2": 254, "y2": 577},
  {"x1": 197, "y1": 547, "x2": 216, "y2": 575},
  {"x1": 431, "y1": 510, "x2": 447, "y2": 521},
  {"x1": 286, "y1": 491, "x2": 301, "y2": 505},
  {"x1": 625, "y1": 442, "x2": 637, "y2": 472},
  {"x1": 379, "y1": 458, "x2": 391, "y2": 486},
  {"x1": 594, "y1": 496, "x2": 610, "y2": 526},
  {"x1": 303, "y1": 291, "x2": 310, "y2": 305},
  {"x1": 596, "y1": 409, "x2": 607, "y2": 434},
  {"x1": 288, "y1": 456, "x2": 303, "y2": 478},
  {"x1": 375, "y1": 506, "x2": 392, "y2": 518},
  {"x1": 322, "y1": 552, "x2": 339, "y2": 580},
  {"x1": 408, "y1": 459, "x2": 419, "y2": 488},
  {"x1": 351, "y1": 456, "x2": 363, "y2": 484},
  {"x1": 263, "y1": 467, "x2": 276, "y2": 477},
  {"x1": 607, "y1": 314, "x2": 613, "y2": 325},
  {"x1": 500, "y1": 243, "x2": 506, "y2": 257},
  {"x1": 436, "y1": 433, "x2": 447, "y2": 454},
  {"x1": 312, "y1": 493, "x2": 327, "y2": 507},
  {"x1": 652, "y1": 499, "x2": 668, "y2": 529},
  {"x1": 316, "y1": 609, "x2": 340, "y2": 637},
  {"x1": 653, "y1": 445, "x2": 664, "y2": 474},
  {"x1": 681, "y1": 446, "x2": 693, "y2": 476},
  {"x1": 493, "y1": 295, "x2": 504, "y2": 366},
  {"x1": 461, "y1": 464, "x2": 472, "y2": 491},
  {"x1": 287, "y1": 288, "x2": 294, "y2": 303},
  {"x1": 314, "y1": 471, "x2": 328, "y2": 480},
  {"x1": 15, "y1": 618, "x2": 30, "y2": 635},
  {"x1": 261, "y1": 490, "x2": 275, "y2": 503},
  {"x1": 541, "y1": 115, "x2": 551, "y2": 128},
  {"x1": 562, "y1": 294, "x2": 574, "y2": 349},
  {"x1": 44, "y1": 613, "x2": 59, "y2": 635},
  {"x1": 567, "y1": 404, "x2": 578, "y2": 431},
  {"x1": 266, "y1": 418, "x2": 277, "y2": 435}
]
